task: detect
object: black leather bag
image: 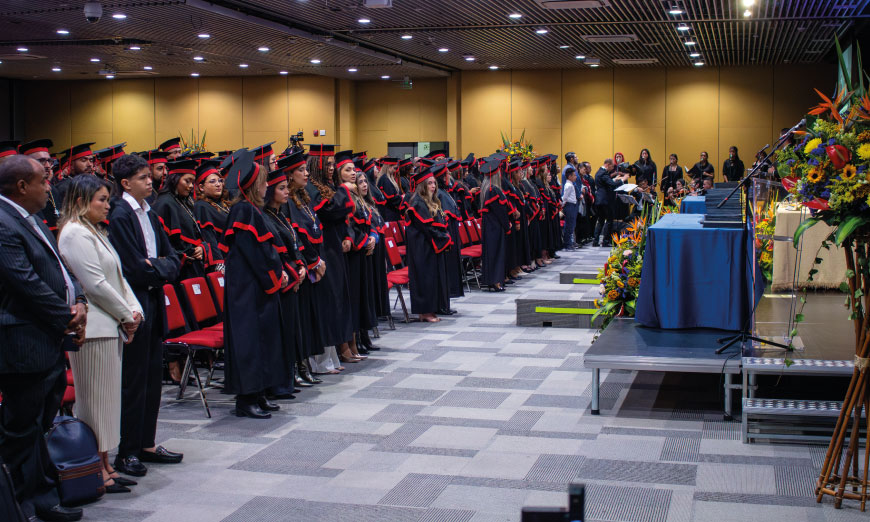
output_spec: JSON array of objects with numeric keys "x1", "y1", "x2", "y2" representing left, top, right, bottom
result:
[
  {"x1": 45, "y1": 416, "x2": 104, "y2": 506},
  {"x1": 0, "y1": 455, "x2": 27, "y2": 522}
]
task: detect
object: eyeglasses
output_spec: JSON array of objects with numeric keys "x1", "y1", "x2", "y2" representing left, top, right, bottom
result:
[
  {"x1": 37, "y1": 158, "x2": 53, "y2": 165},
  {"x1": 205, "y1": 178, "x2": 223, "y2": 185}
]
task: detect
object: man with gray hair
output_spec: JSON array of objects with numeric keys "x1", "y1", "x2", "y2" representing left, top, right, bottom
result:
[{"x1": 592, "y1": 158, "x2": 629, "y2": 247}]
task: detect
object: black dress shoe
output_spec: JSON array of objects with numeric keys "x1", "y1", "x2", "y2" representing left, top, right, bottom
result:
[
  {"x1": 112, "y1": 476, "x2": 137, "y2": 486},
  {"x1": 104, "y1": 481, "x2": 131, "y2": 494},
  {"x1": 139, "y1": 445, "x2": 183, "y2": 464},
  {"x1": 34, "y1": 504, "x2": 83, "y2": 522},
  {"x1": 257, "y1": 396, "x2": 280, "y2": 412},
  {"x1": 356, "y1": 345, "x2": 370, "y2": 355},
  {"x1": 235, "y1": 402, "x2": 271, "y2": 419},
  {"x1": 298, "y1": 361, "x2": 323, "y2": 384},
  {"x1": 113, "y1": 455, "x2": 147, "y2": 477},
  {"x1": 294, "y1": 376, "x2": 314, "y2": 388},
  {"x1": 268, "y1": 392, "x2": 296, "y2": 400}
]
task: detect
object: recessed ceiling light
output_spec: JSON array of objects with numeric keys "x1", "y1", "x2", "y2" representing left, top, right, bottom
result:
[
  {"x1": 358, "y1": 18, "x2": 371, "y2": 24},
  {"x1": 193, "y1": 56, "x2": 204, "y2": 61},
  {"x1": 129, "y1": 45, "x2": 141, "y2": 51},
  {"x1": 684, "y1": 40, "x2": 696, "y2": 46},
  {"x1": 401, "y1": 34, "x2": 412, "y2": 40},
  {"x1": 689, "y1": 52, "x2": 700, "y2": 57},
  {"x1": 536, "y1": 29, "x2": 548, "y2": 34},
  {"x1": 743, "y1": 0, "x2": 755, "y2": 6},
  {"x1": 90, "y1": 57, "x2": 100, "y2": 62},
  {"x1": 51, "y1": 67, "x2": 61, "y2": 72},
  {"x1": 198, "y1": 33, "x2": 210, "y2": 39},
  {"x1": 258, "y1": 46, "x2": 270, "y2": 52},
  {"x1": 348, "y1": 67, "x2": 358, "y2": 72},
  {"x1": 279, "y1": 70, "x2": 288, "y2": 75},
  {"x1": 464, "y1": 56, "x2": 475, "y2": 61},
  {"x1": 489, "y1": 65, "x2": 499, "y2": 70},
  {"x1": 589, "y1": 64, "x2": 599, "y2": 68},
  {"x1": 438, "y1": 47, "x2": 449, "y2": 52},
  {"x1": 17, "y1": 47, "x2": 28, "y2": 52},
  {"x1": 106, "y1": 74, "x2": 115, "y2": 79},
  {"x1": 508, "y1": 13, "x2": 522, "y2": 19},
  {"x1": 191, "y1": 72, "x2": 200, "y2": 77},
  {"x1": 669, "y1": 8, "x2": 683, "y2": 15},
  {"x1": 112, "y1": 13, "x2": 126, "y2": 19},
  {"x1": 559, "y1": 45, "x2": 570, "y2": 49},
  {"x1": 239, "y1": 63, "x2": 249, "y2": 68},
  {"x1": 575, "y1": 54, "x2": 585, "y2": 59},
  {"x1": 694, "y1": 61, "x2": 704, "y2": 66},
  {"x1": 310, "y1": 59, "x2": 321, "y2": 64},
  {"x1": 143, "y1": 66, "x2": 153, "y2": 70},
  {"x1": 743, "y1": 8, "x2": 751, "y2": 17},
  {"x1": 381, "y1": 75, "x2": 390, "y2": 79},
  {"x1": 677, "y1": 24, "x2": 690, "y2": 32},
  {"x1": 56, "y1": 29, "x2": 69, "y2": 35}
]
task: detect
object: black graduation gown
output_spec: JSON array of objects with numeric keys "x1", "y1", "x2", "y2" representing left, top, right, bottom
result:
[
  {"x1": 263, "y1": 207, "x2": 305, "y2": 366},
  {"x1": 40, "y1": 184, "x2": 62, "y2": 235},
  {"x1": 480, "y1": 186, "x2": 511, "y2": 286},
  {"x1": 376, "y1": 176, "x2": 403, "y2": 223},
  {"x1": 193, "y1": 199, "x2": 228, "y2": 272},
  {"x1": 449, "y1": 179, "x2": 474, "y2": 221},
  {"x1": 306, "y1": 183, "x2": 354, "y2": 346},
  {"x1": 284, "y1": 198, "x2": 325, "y2": 358},
  {"x1": 436, "y1": 185, "x2": 465, "y2": 298},
  {"x1": 405, "y1": 196, "x2": 451, "y2": 315},
  {"x1": 152, "y1": 193, "x2": 210, "y2": 279},
  {"x1": 548, "y1": 179, "x2": 563, "y2": 252},
  {"x1": 688, "y1": 161, "x2": 714, "y2": 181},
  {"x1": 633, "y1": 161, "x2": 657, "y2": 187},
  {"x1": 399, "y1": 177, "x2": 412, "y2": 215},
  {"x1": 346, "y1": 201, "x2": 378, "y2": 332},
  {"x1": 502, "y1": 176, "x2": 523, "y2": 271},
  {"x1": 723, "y1": 158, "x2": 745, "y2": 182},
  {"x1": 219, "y1": 201, "x2": 290, "y2": 396},
  {"x1": 660, "y1": 165, "x2": 684, "y2": 192},
  {"x1": 464, "y1": 173, "x2": 482, "y2": 217},
  {"x1": 521, "y1": 179, "x2": 543, "y2": 258},
  {"x1": 369, "y1": 210, "x2": 390, "y2": 317}
]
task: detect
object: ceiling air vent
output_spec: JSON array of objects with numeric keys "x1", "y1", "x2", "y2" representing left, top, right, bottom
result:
[
  {"x1": 534, "y1": 0, "x2": 610, "y2": 8},
  {"x1": 581, "y1": 34, "x2": 638, "y2": 43},
  {"x1": 612, "y1": 58, "x2": 658, "y2": 65}
]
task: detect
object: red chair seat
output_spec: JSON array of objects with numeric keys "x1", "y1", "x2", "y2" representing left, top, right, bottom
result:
[
  {"x1": 461, "y1": 246, "x2": 482, "y2": 257},
  {"x1": 386, "y1": 268, "x2": 409, "y2": 285},
  {"x1": 397, "y1": 245, "x2": 406, "y2": 256},
  {"x1": 62, "y1": 386, "x2": 75, "y2": 406},
  {"x1": 166, "y1": 330, "x2": 223, "y2": 348},
  {"x1": 206, "y1": 323, "x2": 223, "y2": 332},
  {"x1": 66, "y1": 369, "x2": 74, "y2": 386}
]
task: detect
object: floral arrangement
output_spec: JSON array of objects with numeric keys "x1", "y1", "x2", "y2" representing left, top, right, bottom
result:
[
  {"x1": 660, "y1": 198, "x2": 682, "y2": 216},
  {"x1": 178, "y1": 129, "x2": 208, "y2": 154},
  {"x1": 499, "y1": 129, "x2": 536, "y2": 160},
  {"x1": 593, "y1": 216, "x2": 647, "y2": 327},
  {"x1": 754, "y1": 201, "x2": 777, "y2": 282}
]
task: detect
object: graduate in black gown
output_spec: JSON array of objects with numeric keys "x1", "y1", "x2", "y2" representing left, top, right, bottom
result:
[
  {"x1": 262, "y1": 158, "x2": 321, "y2": 397},
  {"x1": 480, "y1": 159, "x2": 511, "y2": 291},
  {"x1": 355, "y1": 173, "x2": 388, "y2": 348},
  {"x1": 306, "y1": 149, "x2": 363, "y2": 364},
  {"x1": 220, "y1": 151, "x2": 291, "y2": 419},
  {"x1": 140, "y1": 149, "x2": 169, "y2": 205},
  {"x1": 434, "y1": 161, "x2": 465, "y2": 302},
  {"x1": 152, "y1": 159, "x2": 213, "y2": 279},
  {"x1": 500, "y1": 162, "x2": 523, "y2": 283},
  {"x1": 463, "y1": 155, "x2": 483, "y2": 218},
  {"x1": 376, "y1": 157, "x2": 402, "y2": 222},
  {"x1": 547, "y1": 158, "x2": 563, "y2": 257},
  {"x1": 521, "y1": 159, "x2": 545, "y2": 269},
  {"x1": 532, "y1": 161, "x2": 556, "y2": 265},
  {"x1": 346, "y1": 171, "x2": 379, "y2": 356},
  {"x1": 192, "y1": 160, "x2": 228, "y2": 272},
  {"x1": 405, "y1": 169, "x2": 452, "y2": 322},
  {"x1": 448, "y1": 161, "x2": 474, "y2": 221},
  {"x1": 284, "y1": 153, "x2": 330, "y2": 376},
  {"x1": 397, "y1": 158, "x2": 414, "y2": 214}
]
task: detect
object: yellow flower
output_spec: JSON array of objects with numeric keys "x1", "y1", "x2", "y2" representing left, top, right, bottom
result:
[
  {"x1": 760, "y1": 252, "x2": 772, "y2": 263},
  {"x1": 806, "y1": 168, "x2": 824, "y2": 183},
  {"x1": 804, "y1": 138, "x2": 823, "y2": 154},
  {"x1": 858, "y1": 130, "x2": 870, "y2": 142},
  {"x1": 607, "y1": 290, "x2": 619, "y2": 300},
  {"x1": 628, "y1": 277, "x2": 640, "y2": 287},
  {"x1": 616, "y1": 280, "x2": 624, "y2": 288},
  {"x1": 858, "y1": 143, "x2": 870, "y2": 161},
  {"x1": 841, "y1": 164, "x2": 857, "y2": 181}
]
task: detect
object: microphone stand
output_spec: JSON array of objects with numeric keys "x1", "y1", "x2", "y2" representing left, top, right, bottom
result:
[{"x1": 713, "y1": 120, "x2": 803, "y2": 354}]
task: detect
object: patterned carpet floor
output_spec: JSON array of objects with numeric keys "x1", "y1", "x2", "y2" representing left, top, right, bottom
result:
[{"x1": 81, "y1": 247, "x2": 867, "y2": 522}]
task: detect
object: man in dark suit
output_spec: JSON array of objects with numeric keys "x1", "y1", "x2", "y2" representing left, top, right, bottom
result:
[
  {"x1": 0, "y1": 155, "x2": 87, "y2": 522},
  {"x1": 108, "y1": 154, "x2": 182, "y2": 477},
  {"x1": 592, "y1": 158, "x2": 629, "y2": 247}
]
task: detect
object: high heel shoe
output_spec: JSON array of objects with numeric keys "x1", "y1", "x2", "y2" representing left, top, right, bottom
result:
[
  {"x1": 359, "y1": 330, "x2": 381, "y2": 351},
  {"x1": 298, "y1": 360, "x2": 322, "y2": 384}
]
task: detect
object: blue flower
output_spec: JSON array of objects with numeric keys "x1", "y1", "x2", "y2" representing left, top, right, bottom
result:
[
  {"x1": 828, "y1": 138, "x2": 837, "y2": 146},
  {"x1": 859, "y1": 165, "x2": 867, "y2": 173},
  {"x1": 821, "y1": 190, "x2": 831, "y2": 198},
  {"x1": 808, "y1": 158, "x2": 820, "y2": 166},
  {"x1": 787, "y1": 159, "x2": 796, "y2": 166},
  {"x1": 811, "y1": 147, "x2": 826, "y2": 155}
]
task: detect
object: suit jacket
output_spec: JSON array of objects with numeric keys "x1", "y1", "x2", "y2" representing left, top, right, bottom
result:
[
  {"x1": 0, "y1": 199, "x2": 86, "y2": 374},
  {"x1": 594, "y1": 167, "x2": 624, "y2": 206},
  {"x1": 107, "y1": 197, "x2": 181, "y2": 306},
  {"x1": 58, "y1": 222, "x2": 143, "y2": 338}
]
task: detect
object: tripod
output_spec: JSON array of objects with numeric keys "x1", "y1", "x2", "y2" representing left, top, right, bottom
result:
[{"x1": 712, "y1": 121, "x2": 804, "y2": 355}]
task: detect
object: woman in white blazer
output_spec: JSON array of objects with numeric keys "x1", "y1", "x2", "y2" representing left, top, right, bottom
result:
[{"x1": 58, "y1": 175, "x2": 143, "y2": 494}]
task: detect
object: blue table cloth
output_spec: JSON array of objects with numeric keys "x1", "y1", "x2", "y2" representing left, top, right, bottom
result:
[
  {"x1": 679, "y1": 196, "x2": 706, "y2": 214},
  {"x1": 635, "y1": 213, "x2": 757, "y2": 331}
]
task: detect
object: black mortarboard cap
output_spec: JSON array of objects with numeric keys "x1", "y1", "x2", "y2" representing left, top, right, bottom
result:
[
  {"x1": 0, "y1": 140, "x2": 20, "y2": 158},
  {"x1": 20, "y1": 139, "x2": 52, "y2": 156},
  {"x1": 252, "y1": 142, "x2": 275, "y2": 163},
  {"x1": 334, "y1": 150, "x2": 354, "y2": 170},
  {"x1": 195, "y1": 159, "x2": 221, "y2": 184},
  {"x1": 159, "y1": 137, "x2": 181, "y2": 152}
]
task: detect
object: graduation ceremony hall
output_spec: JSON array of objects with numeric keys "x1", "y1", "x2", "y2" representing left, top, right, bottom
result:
[{"x1": 1, "y1": 1, "x2": 870, "y2": 521}]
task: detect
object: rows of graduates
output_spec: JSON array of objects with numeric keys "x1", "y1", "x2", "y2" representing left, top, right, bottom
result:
[{"x1": 0, "y1": 136, "x2": 568, "y2": 423}]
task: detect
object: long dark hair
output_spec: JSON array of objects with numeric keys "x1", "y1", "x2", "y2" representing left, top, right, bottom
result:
[
  {"x1": 728, "y1": 145, "x2": 741, "y2": 163},
  {"x1": 638, "y1": 148, "x2": 653, "y2": 165},
  {"x1": 306, "y1": 155, "x2": 334, "y2": 200},
  {"x1": 59, "y1": 174, "x2": 112, "y2": 233}
]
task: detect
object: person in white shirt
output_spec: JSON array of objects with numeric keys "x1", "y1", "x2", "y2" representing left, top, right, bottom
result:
[{"x1": 561, "y1": 168, "x2": 579, "y2": 250}]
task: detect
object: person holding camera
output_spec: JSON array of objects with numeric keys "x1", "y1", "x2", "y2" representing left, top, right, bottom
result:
[{"x1": 591, "y1": 158, "x2": 628, "y2": 247}]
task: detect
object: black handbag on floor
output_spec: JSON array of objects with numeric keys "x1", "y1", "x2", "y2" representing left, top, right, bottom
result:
[
  {"x1": 45, "y1": 416, "x2": 105, "y2": 506},
  {"x1": 0, "y1": 456, "x2": 28, "y2": 522}
]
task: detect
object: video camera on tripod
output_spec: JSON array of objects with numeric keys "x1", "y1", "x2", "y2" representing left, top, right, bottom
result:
[{"x1": 283, "y1": 131, "x2": 305, "y2": 155}]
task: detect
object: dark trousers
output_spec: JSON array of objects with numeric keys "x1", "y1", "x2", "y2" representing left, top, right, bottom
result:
[
  {"x1": 0, "y1": 355, "x2": 66, "y2": 516},
  {"x1": 119, "y1": 290, "x2": 163, "y2": 458},
  {"x1": 593, "y1": 203, "x2": 615, "y2": 245},
  {"x1": 562, "y1": 202, "x2": 578, "y2": 249}
]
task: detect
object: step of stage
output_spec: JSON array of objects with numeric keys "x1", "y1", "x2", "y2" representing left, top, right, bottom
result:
[
  {"x1": 516, "y1": 293, "x2": 603, "y2": 329},
  {"x1": 558, "y1": 270, "x2": 600, "y2": 285},
  {"x1": 741, "y1": 398, "x2": 865, "y2": 444}
]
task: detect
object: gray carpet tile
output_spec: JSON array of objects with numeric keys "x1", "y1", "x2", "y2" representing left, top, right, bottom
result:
[
  {"x1": 456, "y1": 376, "x2": 543, "y2": 390},
  {"x1": 660, "y1": 437, "x2": 702, "y2": 462},
  {"x1": 577, "y1": 459, "x2": 698, "y2": 486},
  {"x1": 585, "y1": 483, "x2": 673, "y2": 522},
  {"x1": 230, "y1": 438, "x2": 350, "y2": 476},
  {"x1": 514, "y1": 366, "x2": 557, "y2": 379},
  {"x1": 523, "y1": 394, "x2": 587, "y2": 409},
  {"x1": 701, "y1": 419, "x2": 742, "y2": 440},
  {"x1": 368, "y1": 403, "x2": 428, "y2": 423},
  {"x1": 503, "y1": 410, "x2": 545, "y2": 431},
  {"x1": 524, "y1": 454, "x2": 587, "y2": 483},
  {"x1": 774, "y1": 465, "x2": 818, "y2": 497},
  {"x1": 378, "y1": 473, "x2": 454, "y2": 507},
  {"x1": 353, "y1": 387, "x2": 446, "y2": 402},
  {"x1": 451, "y1": 476, "x2": 565, "y2": 492},
  {"x1": 698, "y1": 454, "x2": 815, "y2": 467},
  {"x1": 602, "y1": 427, "x2": 702, "y2": 439},
  {"x1": 692, "y1": 491, "x2": 820, "y2": 507},
  {"x1": 432, "y1": 390, "x2": 511, "y2": 409},
  {"x1": 221, "y1": 497, "x2": 425, "y2": 522}
]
